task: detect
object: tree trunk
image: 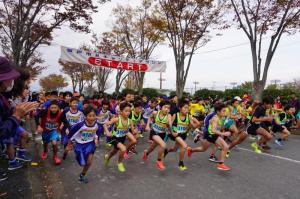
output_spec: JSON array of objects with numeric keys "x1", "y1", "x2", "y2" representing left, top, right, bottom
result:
[
  {"x1": 115, "y1": 72, "x2": 122, "y2": 95},
  {"x1": 137, "y1": 72, "x2": 145, "y2": 95},
  {"x1": 175, "y1": 61, "x2": 184, "y2": 99},
  {"x1": 253, "y1": 81, "x2": 265, "y2": 102}
]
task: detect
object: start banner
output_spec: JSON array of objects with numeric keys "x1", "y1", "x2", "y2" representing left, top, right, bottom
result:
[{"x1": 60, "y1": 46, "x2": 166, "y2": 72}]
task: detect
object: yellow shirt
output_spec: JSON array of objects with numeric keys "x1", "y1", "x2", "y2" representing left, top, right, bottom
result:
[{"x1": 190, "y1": 103, "x2": 205, "y2": 116}]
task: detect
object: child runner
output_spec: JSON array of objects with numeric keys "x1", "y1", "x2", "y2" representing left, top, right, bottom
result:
[
  {"x1": 67, "y1": 105, "x2": 101, "y2": 183},
  {"x1": 61, "y1": 97, "x2": 84, "y2": 159},
  {"x1": 272, "y1": 104, "x2": 295, "y2": 146},
  {"x1": 187, "y1": 103, "x2": 232, "y2": 171},
  {"x1": 126, "y1": 100, "x2": 145, "y2": 155},
  {"x1": 246, "y1": 97, "x2": 274, "y2": 154},
  {"x1": 164, "y1": 100, "x2": 200, "y2": 171},
  {"x1": 38, "y1": 100, "x2": 63, "y2": 165},
  {"x1": 97, "y1": 99, "x2": 114, "y2": 147},
  {"x1": 103, "y1": 102, "x2": 136, "y2": 172},
  {"x1": 142, "y1": 100, "x2": 173, "y2": 171}
]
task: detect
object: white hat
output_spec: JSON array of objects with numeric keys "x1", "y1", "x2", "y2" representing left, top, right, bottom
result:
[{"x1": 234, "y1": 96, "x2": 242, "y2": 101}]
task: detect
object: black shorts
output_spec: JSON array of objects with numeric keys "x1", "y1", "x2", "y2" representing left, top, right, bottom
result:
[
  {"x1": 203, "y1": 132, "x2": 219, "y2": 144},
  {"x1": 272, "y1": 124, "x2": 284, "y2": 133},
  {"x1": 110, "y1": 136, "x2": 126, "y2": 149},
  {"x1": 246, "y1": 123, "x2": 260, "y2": 135},
  {"x1": 149, "y1": 130, "x2": 166, "y2": 140},
  {"x1": 169, "y1": 133, "x2": 187, "y2": 141}
]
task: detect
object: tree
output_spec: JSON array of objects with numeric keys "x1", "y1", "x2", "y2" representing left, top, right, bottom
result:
[
  {"x1": 239, "y1": 81, "x2": 253, "y2": 92},
  {"x1": 39, "y1": 74, "x2": 68, "y2": 92},
  {"x1": 230, "y1": 0, "x2": 300, "y2": 101},
  {"x1": 92, "y1": 32, "x2": 128, "y2": 95},
  {"x1": 59, "y1": 61, "x2": 93, "y2": 93},
  {"x1": 111, "y1": 0, "x2": 165, "y2": 94},
  {"x1": 123, "y1": 73, "x2": 138, "y2": 90},
  {"x1": 0, "y1": 0, "x2": 107, "y2": 78},
  {"x1": 95, "y1": 67, "x2": 113, "y2": 93},
  {"x1": 155, "y1": 0, "x2": 228, "y2": 98}
]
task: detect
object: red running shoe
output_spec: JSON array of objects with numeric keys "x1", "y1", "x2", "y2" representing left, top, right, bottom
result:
[
  {"x1": 41, "y1": 152, "x2": 47, "y2": 160},
  {"x1": 156, "y1": 160, "x2": 166, "y2": 171},
  {"x1": 187, "y1": 147, "x2": 193, "y2": 158},
  {"x1": 53, "y1": 156, "x2": 62, "y2": 165},
  {"x1": 217, "y1": 163, "x2": 231, "y2": 171},
  {"x1": 123, "y1": 152, "x2": 129, "y2": 160},
  {"x1": 142, "y1": 150, "x2": 148, "y2": 161}
]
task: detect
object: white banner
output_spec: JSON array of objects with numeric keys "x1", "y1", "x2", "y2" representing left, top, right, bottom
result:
[{"x1": 60, "y1": 46, "x2": 166, "y2": 72}]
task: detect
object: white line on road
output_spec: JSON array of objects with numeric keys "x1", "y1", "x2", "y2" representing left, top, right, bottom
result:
[{"x1": 239, "y1": 147, "x2": 300, "y2": 164}]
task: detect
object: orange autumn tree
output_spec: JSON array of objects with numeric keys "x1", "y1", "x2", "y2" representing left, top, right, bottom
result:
[{"x1": 39, "y1": 74, "x2": 68, "y2": 92}]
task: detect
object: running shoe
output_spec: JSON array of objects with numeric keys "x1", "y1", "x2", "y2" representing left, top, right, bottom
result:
[
  {"x1": 41, "y1": 151, "x2": 48, "y2": 160},
  {"x1": 105, "y1": 143, "x2": 112, "y2": 148},
  {"x1": 187, "y1": 147, "x2": 193, "y2": 158},
  {"x1": 142, "y1": 150, "x2": 148, "y2": 161},
  {"x1": 251, "y1": 143, "x2": 262, "y2": 154},
  {"x1": 117, "y1": 163, "x2": 126, "y2": 172},
  {"x1": 79, "y1": 173, "x2": 89, "y2": 184},
  {"x1": 275, "y1": 140, "x2": 283, "y2": 147},
  {"x1": 0, "y1": 171, "x2": 8, "y2": 181},
  {"x1": 16, "y1": 150, "x2": 32, "y2": 162},
  {"x1": 178, "y1": 165, "x2": 188, "y2": 171},
  {"x1": 156, "y1": 160, "x2": 166, "y2": 171},
  {"x1": 53, "y1": 156, "x2": 62, "y2": 165},
  {"x1": 217, "y1": 163, "x2": 231, "y2": 171},
  {"x1": 8, "y1": 159, "x2": 23, "y2": 171},
  {"x1": 104, "y1": 154, "x2": 109, "y2": 167},
  {"x1": 209, "y1": 155, "x2": 219, "y2": 163},
  {"x1": 123, "y1": 152, "x2": 129, "y2": 160}
]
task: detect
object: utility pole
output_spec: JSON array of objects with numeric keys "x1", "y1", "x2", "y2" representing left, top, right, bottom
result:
[
  {"x1": 230, "y1": 82, "x2": 237, "y2": 89},
  {"x1": 158, "y1": 72, "x2": 166, "y2": 89},
  {"x1": 193, "y1": 81, "x2": 199, "y2": 93},
  {"x1": 271, "y1": 79, "x2": 281, "y2": 88}
]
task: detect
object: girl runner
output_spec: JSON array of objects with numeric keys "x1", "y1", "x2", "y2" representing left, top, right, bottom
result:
[{"x1": 67, "y1": 106, "x2": 101, "y2": 183}]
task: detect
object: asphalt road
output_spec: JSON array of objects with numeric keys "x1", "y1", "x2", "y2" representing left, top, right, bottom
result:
[{"x1": 31, "y1": 133, "x2": 300, "y2": 199}]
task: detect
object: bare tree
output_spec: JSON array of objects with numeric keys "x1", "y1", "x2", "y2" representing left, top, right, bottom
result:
[
  {"x1": 156, "y1": 0, "x2": 228, "y2": 98},
  {"x1": 111, "y1": 0, "x2": 165, "y2": 94},
  {"x1": 231, "y1": 0, "x2": 300, "y2": 101}
]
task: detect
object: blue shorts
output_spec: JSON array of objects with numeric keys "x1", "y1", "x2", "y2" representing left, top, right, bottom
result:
[
  {"x1": 42, "y1": 130, "x2": 60, "y2": 144},
  {"x1": 97, "y1": 124, "x2": 104, "y2": 137},
  {"x1": 74, "y1": 142, "x2": 96, "y2": 166}
]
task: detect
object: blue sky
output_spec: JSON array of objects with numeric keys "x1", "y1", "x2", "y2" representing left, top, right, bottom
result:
[{"x1": 31, "y1": 0, "x2": 300, "y2": 93}]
